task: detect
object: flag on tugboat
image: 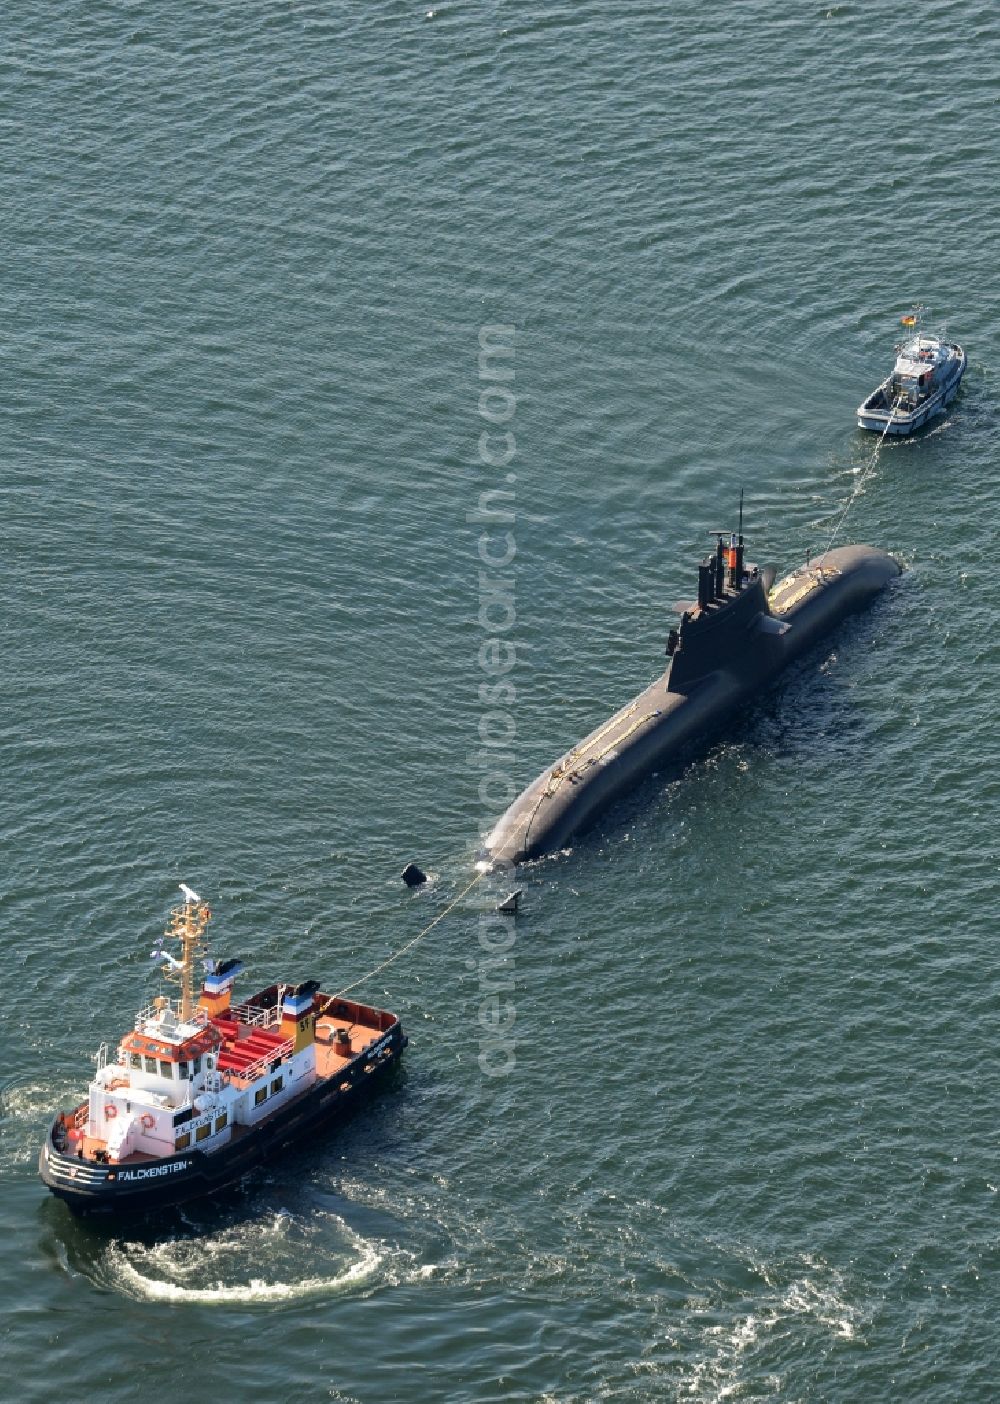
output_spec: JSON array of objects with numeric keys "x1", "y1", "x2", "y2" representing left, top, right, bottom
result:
[
  {"x1": 150, "y1": 943, "x2": 183, "y2": 971},
  {"x1": 901, "y1": 315, "x2": 917, "y2": 326}
]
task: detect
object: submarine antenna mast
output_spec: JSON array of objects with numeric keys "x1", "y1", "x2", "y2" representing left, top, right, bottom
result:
[{"x1": 733, "y1": 487, "x2": 745, "y2": 588}]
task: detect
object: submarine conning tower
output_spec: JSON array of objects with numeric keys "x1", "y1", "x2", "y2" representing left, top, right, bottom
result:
[{"x1": 665, "y1": 528, "x2": 780, "y2": 693}]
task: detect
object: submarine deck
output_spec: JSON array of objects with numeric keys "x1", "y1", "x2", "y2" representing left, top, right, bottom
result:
[
  {"x1": 542, "y1": 692, "x2": 665, "y2": 796},
  {"x1": 768, "y1": 562, "x2": 842, "y2": 616}
]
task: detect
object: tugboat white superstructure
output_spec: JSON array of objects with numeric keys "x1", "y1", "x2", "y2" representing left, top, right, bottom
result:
[
  {"x1": 39, "y1": 888, "x2": 405, "y2": 1216},
  {"x1": 857, "y1": 321, "x2": 965, "y2": 436}
]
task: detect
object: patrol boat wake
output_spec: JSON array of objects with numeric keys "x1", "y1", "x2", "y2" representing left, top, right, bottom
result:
[
  {"x1": 481, "y1": 528, "x2": 900, "y2": 867},
  {"x1": 39, "y1": 888, "x2": 406, "y2": 1216}
]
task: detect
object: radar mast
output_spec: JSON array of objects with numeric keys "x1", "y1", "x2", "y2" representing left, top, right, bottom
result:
[{"x1": 164, "y1": 884, "x2": 211, "y2": 1021}]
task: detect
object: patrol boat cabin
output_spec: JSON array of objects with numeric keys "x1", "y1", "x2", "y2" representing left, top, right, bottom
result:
[{"x1": 857, "y1": 331, "x2": 966, "y2": 436}]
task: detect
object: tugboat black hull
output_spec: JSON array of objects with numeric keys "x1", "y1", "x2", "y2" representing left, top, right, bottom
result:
[
  {"x1": 39, "y1": 1023, "x2": 406, "y2": 1216},
  {"x1": 482, "y1": 544, "x2": 899, "y2": 867}
]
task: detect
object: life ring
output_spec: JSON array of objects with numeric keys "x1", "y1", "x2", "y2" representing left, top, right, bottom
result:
[
  {"x1": 105, "y1": 1105, "x2": 118, "y2": 1119},
  {"x1": 140, "y1": 1114, "x2": 155, "y2": 1131}
]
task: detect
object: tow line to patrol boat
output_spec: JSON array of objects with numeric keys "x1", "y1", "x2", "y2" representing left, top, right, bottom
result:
[{"x1": 817, "y1": 392, "x2": 902, "y2": 567}]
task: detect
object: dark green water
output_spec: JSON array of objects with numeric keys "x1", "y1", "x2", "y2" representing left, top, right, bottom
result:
[{"x1": 4, "y1": 3, "x2": 1000, "y2": 1400}]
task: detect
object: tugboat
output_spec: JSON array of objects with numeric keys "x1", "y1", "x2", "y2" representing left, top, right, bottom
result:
[
  {"x1": 857, "y1": 318, "x2": 966, "y2": 435},
  {"x1": 481, "y1": 520, "x2": 899, "y2": 867},
  {"x1": 38, "y1": 887, "x2": 406, "y2": 1216}
]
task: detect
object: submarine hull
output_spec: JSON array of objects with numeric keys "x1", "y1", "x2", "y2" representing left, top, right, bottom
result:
[{"x1": 482, "y1": 544, "x2": 899, "y2": 867}]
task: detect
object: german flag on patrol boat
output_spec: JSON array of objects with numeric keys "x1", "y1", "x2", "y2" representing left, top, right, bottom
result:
[{"x1": 901, "y1": 314, "x2": 917, "y2": 326}]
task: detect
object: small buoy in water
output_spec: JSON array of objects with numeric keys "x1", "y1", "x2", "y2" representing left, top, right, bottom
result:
[
  {"x1": 496, "y1": 889, "x2": 521, "y2": 916},
  {"x1": 401, "y1": 863, "x2": 428, "y2": 888}
]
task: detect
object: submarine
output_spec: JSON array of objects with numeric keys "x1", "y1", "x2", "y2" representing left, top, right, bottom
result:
[{"x1": 481, "y1": 524, "x2": 900, "y2": 868}]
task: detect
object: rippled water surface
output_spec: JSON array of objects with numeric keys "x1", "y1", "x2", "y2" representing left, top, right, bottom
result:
[{"x1": 4, "y1": 3, "x2": 1000, "y2": 1400}]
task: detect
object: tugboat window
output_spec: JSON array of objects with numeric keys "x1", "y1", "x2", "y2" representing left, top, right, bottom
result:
[
  {"x1": 159, "y1": 1061, "x2": 172, "y2": 1078},
  {"x1": 214, "y1": 1113, "x2": 228, "y2": 1133},
  {"x1": 143, "y1": 1056, "x2": 157, "y2": 1073},
  {"x1": 255, "y1": 1087, "x2": 268, "y2": 1106},
  {"x1": 271, "y1": 1076, "x2": 283, "y2": 1094},
  {"x1": 195, "y1": 1123, "x2": 211, "y2": 1142},
  {"x1": 130, "y1": 1054, "x2": 142, "y2": 1069},
  {"x1": 175, "y1": 1132, "x2": 191, "y2": 1150}
]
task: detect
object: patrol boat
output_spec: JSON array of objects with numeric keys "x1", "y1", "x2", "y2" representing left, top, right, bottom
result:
[
  {"x1": 39, "y1": 887, "x2": 405, "y2": 1216},
  {"x1": 857, "y1": 329, "x2": 966, "y2": 435}
]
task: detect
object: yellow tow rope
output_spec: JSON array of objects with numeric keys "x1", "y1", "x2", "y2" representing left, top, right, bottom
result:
[{"x1": 817, "y1": 394, "x2": 902, "y2": 567}]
